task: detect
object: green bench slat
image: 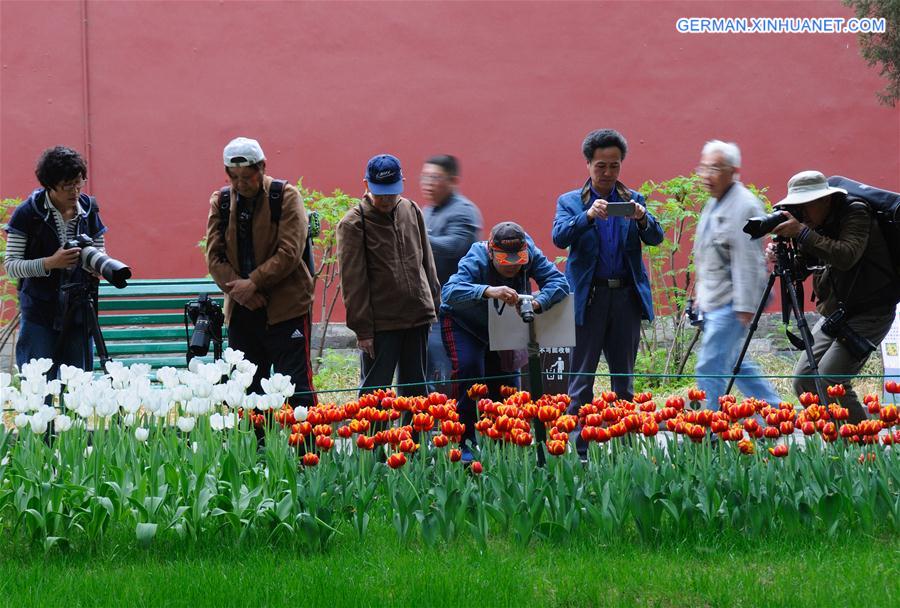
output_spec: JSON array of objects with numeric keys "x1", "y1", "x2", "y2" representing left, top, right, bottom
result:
[
  {"x1": 102, "y1": 327, "x2": 228, "y2": 340},
  {"x1": 99, "y1": 313, "x2": 185, "y2": 325},
  {"x1": 99, "y1": 297, "x2": 223, "y2": 311},
  {"x1": 105, "y1": 342, "x2": 191, "y2": 355},
  {"x1": 100, "y1": 284, "x2": 222, "y2": 298}
]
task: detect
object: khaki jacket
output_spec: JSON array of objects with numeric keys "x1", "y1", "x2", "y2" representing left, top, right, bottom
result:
[
  {"x1": 337, "y1": 196, "x2": 440, "y2": 340},
  {"x1": 205, "y1": 175, "x2": 313, "y2": 325}
]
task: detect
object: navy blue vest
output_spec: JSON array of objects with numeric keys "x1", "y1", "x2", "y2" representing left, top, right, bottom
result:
[{"x1": 6, "y1": 189, "x2": 107, "y2": 327}]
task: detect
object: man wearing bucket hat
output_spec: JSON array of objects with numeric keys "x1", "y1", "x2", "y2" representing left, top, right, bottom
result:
[
  {"x1": 337, "y1": 154, "x2": 441, "y2": 396},
  {"x1": 440, "y1": 222, "x2": 569, "y2": 457},
  {"x1": 206, "y1": 137, "x2": 317, "y2": 408},
  {"x1": 770, "y1": 170, "x2": 898, "y2": 423}
]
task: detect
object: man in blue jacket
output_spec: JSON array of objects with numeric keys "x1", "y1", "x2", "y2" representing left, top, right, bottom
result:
[
  {"x1": 552, "y1": 129, "x2": 664, "y2": 411},
  {"x1": 442, "y1": 222, "x2": 569, "y2": 457}
]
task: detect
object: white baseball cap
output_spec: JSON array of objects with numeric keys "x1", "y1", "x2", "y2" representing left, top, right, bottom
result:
[{"x1": 223, "y1": 137, "x2": 266, "y2": 167}]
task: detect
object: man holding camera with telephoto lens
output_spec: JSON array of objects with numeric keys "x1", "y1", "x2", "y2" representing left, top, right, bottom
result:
[
  {"x1": 206, "y1": 137, "x2": 316, "y2": 408},
  {"x1": 768, "y1": 171, "x2": 899, "y2": 423},
  {"x1": 441, "y1": 222, "x2": 569, "y2": 460},
  {"x1": 5, "y1": 146, "x2": 108, "y2": 371}
]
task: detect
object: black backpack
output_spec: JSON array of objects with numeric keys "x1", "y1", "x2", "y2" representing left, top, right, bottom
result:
[
  {"x1": 828, "y1": 176, "x2": 900, "y2": 278},
  {"x1": 218, "y1": 180, "x2": 318, "y2": 275}
]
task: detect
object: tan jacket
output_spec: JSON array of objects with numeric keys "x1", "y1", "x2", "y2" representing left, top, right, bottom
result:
[
  {"x1": 205, "y1": 175, "x2": 313, "y2": 325},
  {"x1": 337, "y1": 196, "x2": 440, "y2": 340}
]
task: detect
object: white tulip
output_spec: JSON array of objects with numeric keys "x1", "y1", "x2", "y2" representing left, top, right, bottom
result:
[
  {"x1": 123, "y1": 413, "x2": 136, "y2": 427},
  {"x1": 293, "y1": 405, "x2": 309, "y2": 422},
  {"x1": 231, "y1": 371, "x2": 254, "y2": 390},
  {"x1": 29, "y1": 415, "x2": 48, "y2": 434},
  {"x1": 20, "y1": 358, "x2": 53, "y2": 380},
  {"x1": 55, "y1": 415, "x2": 73, "y2": 432},
  {"x1": 134, "y1": 427, "x2": 149, "y2": 442},
  {"x1": 188, "y1": 358, "x2": 201, "y2": 373},
  {"x1": 176, "y1": 416, "x2": 196, "y2": 433},
  {"x1": 223, "y1": 348, "x2": 245, "y2": 365},
  {"x1": 129, "y1": 363, "x2": 152, "y2": 379},
  {"x1": 209, "y1": 413, "x2": 225, "y2": 431},
  {"x1": 235, "y1": 359, "x2": 257, "y2": 376},
  {"x1": 156, "y1": 366, "x2": 180, "y2": 389},
  {"x1": 59, "y1": 365, "x2": 80, "y2": 385},
  {"x1": 120, "y1": 392, "x2": 142, "y2": 414},
  {"x1": 14, "y1": 413, "x2": 28, "y2": 428}
]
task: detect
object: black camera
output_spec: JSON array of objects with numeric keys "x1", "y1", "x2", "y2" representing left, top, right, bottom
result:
[
  {"x1": 518, "y1": 295, "x2": 536, "y2": 323},
  {"x1": 185, "y1": 294, "x2": 225, "y2": 358},
  {"x1": 821, "y1": 307, "x2": 877, "y2": 361},
  {"x1": 63, "y1": 234, "x2": 131, "y2": 288},
  {"x1": 743, "y1": 206, "x2": 802, "y2": 240}
]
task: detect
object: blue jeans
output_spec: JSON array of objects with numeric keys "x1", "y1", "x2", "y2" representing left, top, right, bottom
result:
[
  {"x1": 695, "y1": 304, "x2": 780, "y2": 409},
  {"x1": 426, "y1": 321, "x2": 452, "y2": 393},
  {"x1": 16, "y1": 317, "x2": 93, "y2": 373}
]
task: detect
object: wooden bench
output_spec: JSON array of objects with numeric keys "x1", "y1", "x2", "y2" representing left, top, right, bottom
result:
[{"x1": 96, "y1": 278, "x2": 226, "y2": 369}]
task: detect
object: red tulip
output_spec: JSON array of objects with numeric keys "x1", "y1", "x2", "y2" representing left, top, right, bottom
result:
[
  {"x1": 301, "y1": 452, "x2": 319, "y2": 467},
  {"x1": 547, "y1": 439, "x2": 567, "y2": 456},
  {"x1": 387, "y1": 452, "x2": 407, "y2": 469},
  {"x1": 827, "y1": 384, "x2": 846, "y2": 398},
  {"x1": 885, "y1": 380, "x2": 900, "y2": 394},
  {"x1": 768, "y1": 444, "x2": 789, "y2": 457},
  {"x1": 449, "y1": 448, "x2": 462, "y2": 462},
  {"x1": 315, "y1": 435, "x2": 334, "y2": 451},
  {"x1": 470, "y1": 461, "x2": 483, "y2": 475},
  {"x1": 799, "y1": 392, "x2": 819, "y2": 406}
]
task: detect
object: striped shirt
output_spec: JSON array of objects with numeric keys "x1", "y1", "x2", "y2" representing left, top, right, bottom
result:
[{"x1": 4, "y1": 193, "x2": 106, "y2": 279}]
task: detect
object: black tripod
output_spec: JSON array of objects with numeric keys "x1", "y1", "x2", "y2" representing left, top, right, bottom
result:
[
  {"x1": 725, "y1": 238, "x2": 829, "y2": 406},
  {"x1": 50, "y1": 279, "x2": 111, "y2": 376}
]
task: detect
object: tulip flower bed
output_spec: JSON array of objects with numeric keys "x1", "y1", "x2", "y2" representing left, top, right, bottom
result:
[{"x1": 2, "y1": 354, "x2": 899, "y2": 553}]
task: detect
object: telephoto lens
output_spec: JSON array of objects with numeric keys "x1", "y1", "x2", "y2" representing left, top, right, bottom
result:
[{"x1": 64, "y1": 234, "x2": 131, "y2": 288}]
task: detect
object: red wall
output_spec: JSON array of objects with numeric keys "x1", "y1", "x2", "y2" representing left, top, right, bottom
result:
[{"x1": 2, "y1": 1, "x2": 898, "y2": 320}]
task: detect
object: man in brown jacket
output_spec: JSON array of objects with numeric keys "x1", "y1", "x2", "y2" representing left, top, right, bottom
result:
[
  {"x1": 771, "y1": 170, "x2": 899, "y2": 423},
  {"x1": 206, "y1": 137, "x2": 316, "y2": 407},
  {"x1": 337, "y1": 154, "x2": 440, "y2": 396}
]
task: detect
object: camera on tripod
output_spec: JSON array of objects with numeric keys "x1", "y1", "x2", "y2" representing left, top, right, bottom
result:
[
  {"x1": 742, "y1": 206, "x2": 802, "y2": 240},
  {"x1": 184, "y1": 294, "x2": 225, "y2": 360},
  {"x1": 63, "y1": 234, "x2": 131, "y2": 288}
]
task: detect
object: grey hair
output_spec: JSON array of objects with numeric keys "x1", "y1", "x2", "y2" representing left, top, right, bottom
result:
[{"x1": 702, "y1": 140, "x2": 741, "y2": 169}]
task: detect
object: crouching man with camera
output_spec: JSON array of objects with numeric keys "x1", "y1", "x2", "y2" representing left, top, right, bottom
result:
[
  {"x1": 4, "y1": 146, "x2": 109, "y2": 371},
  {"x1": 206, "y1": 137, "x2": 316, "y2": 408},
  {"x1": 770, "y1": 171, "x2": 899, "y2": 423},
  {"x1": 440, "y1": 222, "x2": 569, "y2": 459}
]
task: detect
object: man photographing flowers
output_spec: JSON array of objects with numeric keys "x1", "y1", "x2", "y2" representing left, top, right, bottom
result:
[{"x1": 768, "y1": 170, "x2": 899, "y2": 423}]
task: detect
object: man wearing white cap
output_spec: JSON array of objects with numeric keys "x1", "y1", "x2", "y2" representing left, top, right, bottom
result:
[
  {"x1": 206, "y1": 137, "x2": 317, "y2": 409},
  {"x1": 771, "y1": 170, "x2": 898, "y2": 423}
]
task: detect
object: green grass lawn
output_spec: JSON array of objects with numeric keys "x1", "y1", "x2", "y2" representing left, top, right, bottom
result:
[{"x1": 1, "y1": 525, "x2": 897, "y2": 608}]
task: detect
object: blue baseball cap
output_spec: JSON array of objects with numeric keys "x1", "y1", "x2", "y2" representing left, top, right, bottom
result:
[{"x1": 365, "y1": 154, "x2": 404, "y2": 195}]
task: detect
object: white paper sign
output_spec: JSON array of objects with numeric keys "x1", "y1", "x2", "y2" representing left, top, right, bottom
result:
[
  {"x1": 882, "y1": 303, "x2": 900, "y2": 402},
  {"x1": 488, "y1": 296, "x2": 576, "y2": 351}
]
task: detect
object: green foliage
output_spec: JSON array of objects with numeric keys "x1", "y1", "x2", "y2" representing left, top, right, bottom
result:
[
  {"x1": 636, "y1": 175, "x2": 772, "y2": 388},
  {"x1": 297, "y1": 179, "x2": 359, "y2": 369},
  {"x1": 844, "y1": 0, "x2": 900, "y2": 106},
  {"x1": 637, "y1": 175, "x2": 706, "y2": 386}
]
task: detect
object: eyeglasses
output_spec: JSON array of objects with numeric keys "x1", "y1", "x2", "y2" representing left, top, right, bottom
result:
[
  {"x1": 57, "y1": 179, "x2": 87, "y2": 193},
  {"x1": 695, "y1": 165, "x2": 728, "y2": 176},
  {"x1": 420, "y1": 174, "x2": 448, "y2": 184}
]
